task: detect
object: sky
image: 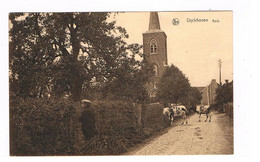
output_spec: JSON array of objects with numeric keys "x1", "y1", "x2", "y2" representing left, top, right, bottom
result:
[{"x1": 112, "y1": 12, "x2": 233, "y2": 87}]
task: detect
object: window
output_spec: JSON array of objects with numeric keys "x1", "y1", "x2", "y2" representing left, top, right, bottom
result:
[
  {"x1": 150, "y1": 39, "x2": 158, "y2": 54},
  {"x1": 153, "y1": 64, "x2": 159, "y2": 76},
  {"x1": 163, "y1": 61, "x2": 167, "y2": 66},
  {"x1": 149, "y1": 89, "x2": 158, "y2": 98},
  {"x1": 153, "y1": 82, "x2": 157, "y2": 88}
]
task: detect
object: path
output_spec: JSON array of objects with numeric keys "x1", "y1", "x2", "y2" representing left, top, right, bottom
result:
[{"x1": 128, "y1": 112, "x2": 233, "y2": 155}]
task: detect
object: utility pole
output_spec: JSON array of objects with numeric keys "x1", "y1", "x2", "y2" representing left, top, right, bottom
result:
[{"x1": 218, "y1": 59, "x2": 222, "y2": 86}]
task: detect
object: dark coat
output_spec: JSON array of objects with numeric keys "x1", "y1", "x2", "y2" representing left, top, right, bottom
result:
[{"x1": 79, "y1": 108, "x2": 97, "y2": 140}]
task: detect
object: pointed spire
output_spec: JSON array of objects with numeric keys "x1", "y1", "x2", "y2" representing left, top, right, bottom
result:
[{"x1": 149, "y1": 12, "x2": 161, "y2": 30}]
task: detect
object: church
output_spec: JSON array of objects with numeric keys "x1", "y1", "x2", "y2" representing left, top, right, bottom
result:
[{"x1": 143, "y1": 12, "x2": 168, "y2": 98}]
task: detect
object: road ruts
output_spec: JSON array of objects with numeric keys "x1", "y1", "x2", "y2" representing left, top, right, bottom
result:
[{"x1": 128, "y1": 112, "x2": 233, "y2": 155}]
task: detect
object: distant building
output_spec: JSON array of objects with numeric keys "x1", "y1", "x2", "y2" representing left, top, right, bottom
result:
[
  {"x1": 143, "y1": 12, "x2": 168, "y2": 98},
  {"x1": 195, "y1": 87, "x2": 206, "y2": 93},
  {"x1": 196, "y1": 79, "x2": 219, "y2": 105}
]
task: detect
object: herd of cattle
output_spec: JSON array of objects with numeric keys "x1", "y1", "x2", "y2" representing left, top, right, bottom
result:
[{"x1": 163, "y1": 104, "x2": 213, "y2": 124}]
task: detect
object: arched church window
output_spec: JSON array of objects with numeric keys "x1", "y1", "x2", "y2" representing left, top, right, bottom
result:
[
  {"x1": 150, "y1": 39, "x2": 158, "y2": 54},
  {"x1": 153, "y1": 64, "x2": 159, "y2": 76},
  {"x1": 149, "y1": 89, "x2": 158, "y2": 98},
  {"x1": 153, "y1": 82, "x2": 157, "y2": 88}
]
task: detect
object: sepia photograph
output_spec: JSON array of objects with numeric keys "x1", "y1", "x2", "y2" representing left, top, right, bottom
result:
[{"x1": 9, "y1": 11, "x2": 234, "y2": 156}]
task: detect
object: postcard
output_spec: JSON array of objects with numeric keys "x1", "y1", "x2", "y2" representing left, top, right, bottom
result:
[{"x1": 9, "y1": 11, "x2": 233, "y2": 156}]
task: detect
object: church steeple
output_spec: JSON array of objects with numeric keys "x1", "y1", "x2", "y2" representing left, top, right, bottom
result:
[
  {"x1": 143, "y1": 12, "x2": 168, "y2": 98},
  {"x1": 149, "y1": 12, "x2": 161, "y2": 30}
]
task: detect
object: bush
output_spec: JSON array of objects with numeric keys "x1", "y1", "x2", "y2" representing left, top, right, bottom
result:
[
  {"x1": 81, "y1": 100, "x2": 146, "y2": 155},
  {"x1": 10, "y1": 98, "x2": 78, "y2": 156},
  {"x1": 142, "y1": 103, "x2": 170, "y2": 136},
  {"x1": 224, "y1": 102, "x2": 233, "y2": 118},
  {"x1": 10, "y1": 98, "x2": 170, "y2": 155}
]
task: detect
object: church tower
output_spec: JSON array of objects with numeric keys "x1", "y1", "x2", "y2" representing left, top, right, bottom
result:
[{"x1": 143, "y1": 12, "x2": 168, "y2": 98}]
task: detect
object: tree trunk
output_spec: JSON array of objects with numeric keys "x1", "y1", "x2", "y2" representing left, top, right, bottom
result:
[
  {"x1": 70, "y1": 21, "x2": 82, "y2": 101},
  {"x1": 71, "y1": 71, "x2": 83, "y2": 101}
]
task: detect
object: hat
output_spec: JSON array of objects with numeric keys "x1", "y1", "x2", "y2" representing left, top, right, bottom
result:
[{"x1": 81, "y1": 99, "x2": 91, "y2": 104}]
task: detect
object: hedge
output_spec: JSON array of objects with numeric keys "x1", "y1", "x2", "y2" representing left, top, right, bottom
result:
[
  {"x1": 10, "y1": 98, "x2": 79, "y2": 156},
  {"x1": 78, "y1": 100, "x2": 142, "y2": 155},
  {"x1": 10, "y1": 98, "x2": 169, "y2": 155},
  {"x1": 224, "y1": 102, "x2": 233, "y2": 118},
  {"x1": 141, "y1": 103, "x2": 170, "y2": 136}
]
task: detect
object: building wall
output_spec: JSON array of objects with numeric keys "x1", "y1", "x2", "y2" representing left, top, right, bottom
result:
[
  {"x1": 208, "y1": 79, "x2": 218, "y2": 105},
  {"x1": 201, "y1": 87, "x2": 209, "y2": 105},
  {"x1": 200, "y1": 79, "x2": 219, "y2": 105},
  {"x1": 143, "y1": 32, "x2": 167, "y2": 97},
  {"x1": 143, "y1": 32, "x2": 168, "y2": 76}
]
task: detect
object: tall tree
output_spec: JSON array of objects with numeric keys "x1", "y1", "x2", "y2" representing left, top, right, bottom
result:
[
  {"x1": 100, "y1": 52, "x2": 154, "y2": 103},
  {"x1": 9, "y1": 13, "x2": 54, "y2": 98},
  {"x1": 42, "y1": 12, "x2": 131, "y2": 100},
  {"x1": 179, "y1": 87, "x2": 202, "y2": 107},
  {"x1": 215, "y1": 81, "x2": 233, "y2": 105},
  {"x1": 157, "y1": 64, "x2": 190, "y2": 105},
  {"x1": 9, "y1": 13, "x2": 150, "y2": 101}
]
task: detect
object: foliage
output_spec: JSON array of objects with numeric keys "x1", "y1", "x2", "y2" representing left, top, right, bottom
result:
[
  {"x1": 80, "y1": 100, "x2": 145, "y2": 155},
  {"x1": 9, "y1": 13, "x2": 52, "y2": 98},
  {"x1": 157, "y1": 64, "x2": 191, "y2": 105},
  {"x1": 10, "y1": 98, "x2": 169, "y2": 155},
  {"x1": 9, "y1": 13, "x2": 151, "y2": 101},
  {"x1": 81, "y1": 101, "x2": 169, "y2": 155},
  {"x1": 215, "y1": 81, "x2": 233, "y2": 104},
  {"x1": 10, "y1": 98, "x2": 78, "y2": 155},
  {"x1": 224, "y1": 102, "x2": 233, "y2": 118},
  {"x1": 141, "y1": 103, "x2": 170, "y2": 136},
  {"x1": 99, "y1": 60, "x2": 153, "y2": 103},
  {"x1": 179, "y1": 87, "x2": 202, "y2": 107}
]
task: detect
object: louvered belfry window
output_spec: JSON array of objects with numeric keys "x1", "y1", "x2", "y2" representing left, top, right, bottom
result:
[{"x1": 150, "y1": 39, "x2": 157, "y2": 54}]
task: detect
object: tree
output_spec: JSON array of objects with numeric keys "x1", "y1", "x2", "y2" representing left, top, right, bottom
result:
[
  {"x1": 100, "y1": 56, "x2": 154, "y2": 103},
  {"x1": 9, "y1": 13, "x2": 151, "y2": 101},
  {"x1": 9, "y1": 13, "x2": 53, "y2": 98},
  {"x1": 188, "y1": 87, "x2": 202, "y2": 106},
  {"x1": 80, "y1": 43, "x2": 154, "y2": 103},
  {"x1": 157, "y1": 64, "x2": 190, "y2": 105},
  {"x1": 215, "y1": 81, "x2": 233, "y2": 105},
  {"x1": 179, "y1": 87, "x2": 202, "y2": 107}
]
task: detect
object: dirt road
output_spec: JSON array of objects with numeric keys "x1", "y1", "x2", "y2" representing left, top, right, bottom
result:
[{"x1": 128, "y1": 112, "x2": 233, "y2": 155}]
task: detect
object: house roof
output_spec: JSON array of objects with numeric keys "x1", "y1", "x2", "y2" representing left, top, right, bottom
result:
[{"x1": 195, "y1": 87, "x2": 206, "y2": 93}]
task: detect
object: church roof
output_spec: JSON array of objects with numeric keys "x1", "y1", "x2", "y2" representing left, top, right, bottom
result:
[
  {"x1": 144, "y1": 29, "x2": 164, "y2": 34},
  {"x1": 149, "y1": 12, "x2": 161, "y2": 30},
  {"x1": 143, "y1": 12, "x2": 165, "y2": 34}
]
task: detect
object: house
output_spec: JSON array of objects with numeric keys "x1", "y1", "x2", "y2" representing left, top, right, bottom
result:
[{"x1": 196, "y1": 79, "x2": 219, "y2": 105}]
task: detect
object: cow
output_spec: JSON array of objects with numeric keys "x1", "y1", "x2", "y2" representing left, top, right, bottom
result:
[
  {"x1": 180, "y1": 107, "x2": 188, "y2": 125},
  {"x1": 172, "y1": 105, "x2": 188, "y2": 125},
  {"x1": 163, "y1": 107, "x2": 174, "y2": 123},
  {"x1": 197, "y1": 105, "x2": 212, "y2": 122}
]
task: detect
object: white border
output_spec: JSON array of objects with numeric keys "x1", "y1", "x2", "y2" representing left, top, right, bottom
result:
[{"x1": 1, "y1": 0, "x2": 260, "y2": 162}]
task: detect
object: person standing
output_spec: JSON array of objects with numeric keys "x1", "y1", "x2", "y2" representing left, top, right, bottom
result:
[{"x1": 79, "y1": 99, "x2": 97, "y2": 141}]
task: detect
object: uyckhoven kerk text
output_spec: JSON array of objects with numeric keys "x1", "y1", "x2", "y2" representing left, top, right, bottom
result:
[{"x1": 187, "y1": 18, "x2": 208, "y2": 23}]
